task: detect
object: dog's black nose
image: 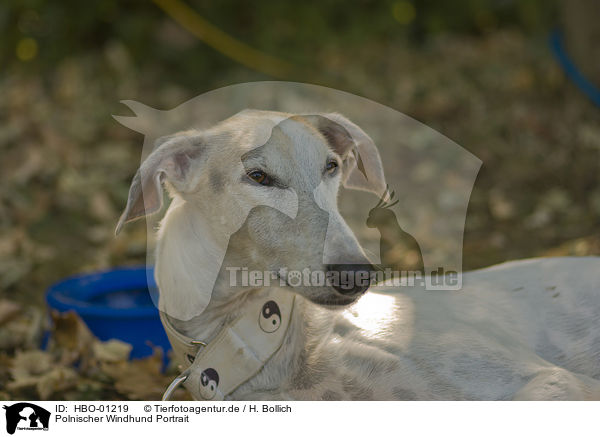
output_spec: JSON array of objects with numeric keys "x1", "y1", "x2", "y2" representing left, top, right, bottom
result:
[{"x1": 326, "y1": 264, "x2": 374, "y2": 296}]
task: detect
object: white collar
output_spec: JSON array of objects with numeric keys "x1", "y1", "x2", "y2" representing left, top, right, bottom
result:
[{"x1": 161, "y1": 288, "x2": 296, "y2": 400}]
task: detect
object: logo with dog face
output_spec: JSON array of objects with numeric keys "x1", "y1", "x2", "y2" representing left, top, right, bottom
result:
[
  {"x1": 3, "y1": 403, "x2": 50, "y2": 435},
  {"x1": 199, "y1": 367, "x2": 220, "y2": 400},
  {"x1": 259, "y1": 300, "x2": 281, "y2": 333}
]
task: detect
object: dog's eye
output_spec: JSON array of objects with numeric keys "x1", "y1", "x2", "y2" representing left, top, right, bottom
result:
[
  {"x1": 247, "y1": 170, "x2": 272, "y2": 186},
  {"x1": 326, "y1": 160, "x2": 338, "y2": 174}
]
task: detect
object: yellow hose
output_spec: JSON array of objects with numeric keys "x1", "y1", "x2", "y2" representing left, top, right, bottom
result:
[{"x1": 152, "y1": 0, "x2": 296, "y2": 79}]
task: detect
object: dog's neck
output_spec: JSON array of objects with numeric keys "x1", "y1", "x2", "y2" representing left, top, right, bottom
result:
[
  {"x1": 163, "y1": 284, "x2": 333, "y2": 399},
  {"x1": 157, "y1": 201, "x2": 337, "y2": 397},
  {"x1": 156, "y1": 199, "x2": 285, "y2": 340}
]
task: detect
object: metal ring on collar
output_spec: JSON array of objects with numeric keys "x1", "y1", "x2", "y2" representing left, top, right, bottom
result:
[{"x1": 162, "y1": 372, "x2": 189, "y2": 401}]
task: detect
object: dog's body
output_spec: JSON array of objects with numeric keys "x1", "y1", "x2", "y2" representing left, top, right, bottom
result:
[
  {"x1": 117, "y1": 109, "x2": 600, "y2": 400},
  {"x1": 162, "y1": 257, "x2": 600, "y2": 401}
]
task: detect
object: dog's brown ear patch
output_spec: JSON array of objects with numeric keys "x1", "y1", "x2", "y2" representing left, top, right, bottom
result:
[
  {"x1": 301, "y1": 113, "x2": 387, "y2": 196},
  {"x1": 115, "y1": 133, "x2": 204, "y2": 234},
  {"x1": 296, "y1": 114, "x2": 355, "y2": 157},
  {"x1": 314, "y1": 117, "x2": 356, "y2": 157}
]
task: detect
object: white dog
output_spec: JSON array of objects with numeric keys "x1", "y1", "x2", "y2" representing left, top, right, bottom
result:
[{"x1": 117, "y1": 110, "x2": 600, "y2": 400}]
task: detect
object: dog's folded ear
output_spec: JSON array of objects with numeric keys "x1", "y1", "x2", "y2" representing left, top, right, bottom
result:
[
  {"x1": 115, "y1": 132, "x2": 205, "y2": 234},
  {"x1": 301, "y1": 113, "x2": 386, "y2": 195}
]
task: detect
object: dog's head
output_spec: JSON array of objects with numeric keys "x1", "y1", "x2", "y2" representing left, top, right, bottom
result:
[{"x1": 117, "y1": 110, "x2": 386, "y2": 320}]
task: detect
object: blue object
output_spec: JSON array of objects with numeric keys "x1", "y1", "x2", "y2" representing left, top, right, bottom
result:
[
  {"x1": 45, "y1": 266, "x2": 171, "y2": 359},
  {"x1": 550, "y1": 30, "x2": 600, "y2": 108}
]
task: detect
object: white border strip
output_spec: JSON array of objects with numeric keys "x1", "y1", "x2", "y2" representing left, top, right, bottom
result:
[{"x1": 1, "y1": 401, "x2": 597, "y2": 437}]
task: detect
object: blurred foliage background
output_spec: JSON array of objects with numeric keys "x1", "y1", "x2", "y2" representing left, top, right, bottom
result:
[{"x1": 0, "y1": 0, "x2": 599, "y2": 400}]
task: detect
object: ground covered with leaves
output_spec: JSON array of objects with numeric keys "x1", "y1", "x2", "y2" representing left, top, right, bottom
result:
[
  {"x1": 0, "y1": 28, "x2": 598, "y2": 400},
  {"x1": 0, "y1": 304, "x2": 190, "y2": 400}
]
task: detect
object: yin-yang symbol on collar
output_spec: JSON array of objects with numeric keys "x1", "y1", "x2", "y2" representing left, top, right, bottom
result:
[
  {"x1": 199, "y1": 367, "x2": 219, "y2": 400},
  {"x1": 259, "y1": 300, "x2": 281, "y2": 333}
]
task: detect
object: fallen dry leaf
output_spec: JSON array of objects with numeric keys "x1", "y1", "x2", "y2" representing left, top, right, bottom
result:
[
  {"x1": 8, "y1": 352, "x2": 78, "y2": 400},
  {"x1": 0, "y1": 299, "x2": 21, "y2": 325},
  {"x1": 10, "y1": 350, "x2": 52, "y2": 381},
  {"x1": 49, "y1": 310, "x2": 95, "y2": 367},
  {"x1": 100, "y1": 348, "x2": 189, "y2": 400},
  {"x1": 36, "y1": 366, "x2": 78, "y2": 400},
  {"x1": 92, "y1": 339, "x2": 132, "y2": 363}
]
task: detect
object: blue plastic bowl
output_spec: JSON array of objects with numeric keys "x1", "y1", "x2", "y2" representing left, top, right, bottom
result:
[{"x1": 45, "y1": 266, "x2": 171, "y2": 359}]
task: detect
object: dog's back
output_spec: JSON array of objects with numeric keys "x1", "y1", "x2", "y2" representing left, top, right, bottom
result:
[{"x1": 328, "y1": 256, "x2": 600, "y2": 400}]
